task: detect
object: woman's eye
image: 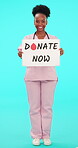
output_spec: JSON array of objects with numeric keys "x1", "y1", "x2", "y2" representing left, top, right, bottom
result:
[
  {"x1": 42, "y1": 20, "x2": 45, "y2": 23},
  {"x1": 36, "y1": 20, "x2": 45, "y2": 23},
  {"x1": 36, "y1": 20, "x2": 39, "y2": 23}
]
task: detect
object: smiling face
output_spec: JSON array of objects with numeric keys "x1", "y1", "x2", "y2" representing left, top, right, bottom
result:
[{"x1": 34, "y1": 13, "x2": 48, "y2": 32}]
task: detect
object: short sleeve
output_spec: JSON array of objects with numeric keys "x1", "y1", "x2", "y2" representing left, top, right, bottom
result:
[
  {"x1": 53, "y1": 36, "x2": 58, "y2": 39},
  {"x1": 49, "y1": 34, "x2": 58, "y2": 39}
]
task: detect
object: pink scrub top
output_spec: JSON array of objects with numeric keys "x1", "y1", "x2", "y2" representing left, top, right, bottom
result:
[{"x1": 18, "y1": 33, "x2": 58, "y2": 81}]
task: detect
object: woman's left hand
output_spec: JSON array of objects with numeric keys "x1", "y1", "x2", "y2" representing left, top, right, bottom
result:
[{"x1": 59, "y1": 48, "x2": 64, "y2": 56}]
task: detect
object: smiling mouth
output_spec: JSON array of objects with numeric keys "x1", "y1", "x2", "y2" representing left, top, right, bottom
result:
[{"x1": 38, "y1": 26, "x2": 43, "y2": 29}]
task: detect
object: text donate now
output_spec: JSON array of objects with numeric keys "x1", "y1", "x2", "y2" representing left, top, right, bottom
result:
[{"x1": 22, "y1": 39, "x2": 60, "y2": 66}]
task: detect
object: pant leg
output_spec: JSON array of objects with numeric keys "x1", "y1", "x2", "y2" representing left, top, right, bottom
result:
[
  {"x1": 25, "y1": 81, "x2": 42, "y2": 139},
  {"x1": 40, "y1": 80, "x2": 58, "y2": 139}
]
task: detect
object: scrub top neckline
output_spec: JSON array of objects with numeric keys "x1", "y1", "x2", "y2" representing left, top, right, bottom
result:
[{"x1": 35, "y1": 34, "x2": 47, "y2": 39}]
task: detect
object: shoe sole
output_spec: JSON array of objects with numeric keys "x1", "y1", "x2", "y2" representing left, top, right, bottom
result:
[
  {"x1": 32, "y1": 143, "x2": 40, "y2": 146},
  {"x1": 44, "y1": 143, "x2": 52, "y2": 145}
]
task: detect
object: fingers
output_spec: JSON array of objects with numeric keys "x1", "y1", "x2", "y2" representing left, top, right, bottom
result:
[
  {"x1": 19, "y1": 51, "x2": 23, "y2": 53},
  {"x1": 18, "y1": 51, "x2": 23, "y2": 58},
  {"x1": 60, "y1": 50, "x2": 64, "y2": 55},
  {"x1": 59, "y1": 48, "x2": 64, "y2": 56},
  {"x1": 59, "y1": 48, "x2": 63, "y2": 50}
]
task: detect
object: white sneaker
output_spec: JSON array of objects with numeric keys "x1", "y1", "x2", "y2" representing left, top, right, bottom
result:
[
  {"x1": 43, "y1": 138, "x2": 52, "y2": 145},
  {"x1": 32, "y1": 138, "x2": 40, "y2": 145}
]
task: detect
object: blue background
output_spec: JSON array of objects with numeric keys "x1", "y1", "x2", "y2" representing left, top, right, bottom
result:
[{"x1": 0, "y1": 0, "x2": 78, "y2": 148}]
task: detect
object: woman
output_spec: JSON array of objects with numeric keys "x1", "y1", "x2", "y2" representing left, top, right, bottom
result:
[{"x1": 18, "y1": 5, "x2": 64, "y2": 146}]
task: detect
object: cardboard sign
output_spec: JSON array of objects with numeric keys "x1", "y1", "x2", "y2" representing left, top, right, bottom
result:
[{"x1": 22, "y1": 39, "x2": 60, "y2": 66}]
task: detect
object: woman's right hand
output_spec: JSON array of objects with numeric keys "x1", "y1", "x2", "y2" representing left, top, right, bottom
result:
[{"x1": 18, "y1": 51, "x2": 23, "y2": 59}]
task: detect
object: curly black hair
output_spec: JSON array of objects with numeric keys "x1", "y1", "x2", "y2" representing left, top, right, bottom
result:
[{"x1": 32, "y1": 5, "x2": 50, "y2": 18}]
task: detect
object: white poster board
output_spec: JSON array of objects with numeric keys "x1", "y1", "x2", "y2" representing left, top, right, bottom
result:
[{"x1": 22, "y1": 39, "x2": 60, "y2": 66}]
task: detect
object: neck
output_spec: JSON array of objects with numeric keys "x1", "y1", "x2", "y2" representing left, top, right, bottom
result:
[{"x1": 36, "y1": 30, "x2": 46, "y2": 35}]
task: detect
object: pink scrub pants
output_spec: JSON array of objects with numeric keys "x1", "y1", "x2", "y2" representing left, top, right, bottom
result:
[{"x1": 25, "y1": 80, "x2": 58, "y2": 139}]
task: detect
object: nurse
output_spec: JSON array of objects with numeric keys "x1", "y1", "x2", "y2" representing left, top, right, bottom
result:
[{"x1": 18, "y1": 4, "x2": 64, "y2": 146}]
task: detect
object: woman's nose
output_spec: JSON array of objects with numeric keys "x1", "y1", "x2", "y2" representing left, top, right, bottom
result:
[{"x1": 38, "y1": 22, "x2": 42, "y2": 25}]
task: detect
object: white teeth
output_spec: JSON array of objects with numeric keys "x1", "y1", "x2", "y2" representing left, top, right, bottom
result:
[{"x1": 39, "y1": 27, "x2": 42, "y2": 28}]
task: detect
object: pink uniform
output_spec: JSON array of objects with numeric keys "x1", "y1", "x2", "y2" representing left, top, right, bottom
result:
[{"x1": 18, "y1": 33, "x2": 58, "y2": 139}]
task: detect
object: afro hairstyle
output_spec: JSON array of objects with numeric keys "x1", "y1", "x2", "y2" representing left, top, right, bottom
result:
[{"x1": 32, "y1": 5, "x2": 51, "y2": 18}]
